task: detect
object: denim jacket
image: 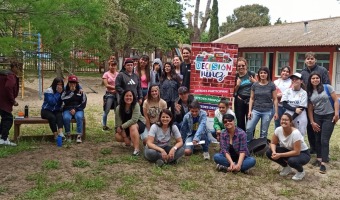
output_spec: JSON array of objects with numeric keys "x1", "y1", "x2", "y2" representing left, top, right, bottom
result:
[{"x1": 180, "y1": 109, "x2": 209, "y2": 141}]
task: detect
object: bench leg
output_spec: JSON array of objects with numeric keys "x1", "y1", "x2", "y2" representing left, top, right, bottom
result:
[
  {"x1": 14, "y1": 124, "x2": 20, "y2": 141},
  {"x1": 83, "y1": 119, "x2": 86, "y2": 140}
]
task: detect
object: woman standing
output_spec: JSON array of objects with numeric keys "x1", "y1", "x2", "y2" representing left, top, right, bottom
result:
[
  {"x1": 102, "y1": 60, "x2": 119, "y2": 131},
  {"x1": 150, "y1": 58, "x2": 163, "y2": 85},
  {"x1": 233, "y1": 57, "x2": 257, "y2": 131},
  {"x1": 246, "y1": 66, "x2": 278, "y2": 142},
  {"x1": 173, "y1": 55, "x2": 183, "y2": 82},
  {"x1": 41, "y1": 77, "x2": 64, "y2": 139},
  {"x1": 266, "y1": 113, "x2": 310, "y2": 181},
  {"x1": 137, "y1": 55, "x2": 151, "y2": 99},
  {"x1": 160, "y1": 62, "x2": 181, "y2": 114},
  {"x1": 214, "y1": 114, "x2": 256, "y2": 173},
  {"x1": 307, "y1": 72, "x2": 339, "y2": 173},
  {"x1": 274, "y1": 66, "x2": 292, "y2": 128},
  {"x1": 281, "y1": 73, "x2": 308, "y2": 136},
  {"x1": 61, "y1": 75, "x2": 87, "y2": 143},
  {"x1": 144, "y1": 109, "x2": 184, "y2": 167},
  {"x1": 115, "y1": 90, "x2": 146, "y2": 156}
]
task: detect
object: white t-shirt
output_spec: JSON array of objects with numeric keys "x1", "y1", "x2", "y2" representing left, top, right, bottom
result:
[
  {"x1": 281, "y1": 88, "x2": 308, "y2": 120},
  {"x1": 274, "y1": 127, "x2": 308, "y2": 151},
  {"x1": 148, "y1": 124, "x2": 181, "y2": 148},
  {"x1": 274, "y1": 78, "x2": 291, "y2": 106}
]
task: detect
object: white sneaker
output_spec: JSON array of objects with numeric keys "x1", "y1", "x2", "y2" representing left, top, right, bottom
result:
[
  {"x1": 0, "y1": 138, "x2": 17, "y2": 146},
  {"x1": 203, "y1": 152, "x2": 210, "y2": 160},
  {"x1": 280, "y1": 166, "x2": 292, "y2": 176},
  {"x1": 292, "y1": 170, "x2": 305, "y2": 181},
  {"x1": 76, "y1": 135, "x2": 82, "y2": 143}
]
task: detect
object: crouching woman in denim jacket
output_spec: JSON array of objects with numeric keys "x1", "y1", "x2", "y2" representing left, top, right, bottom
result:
[
  {"x1": 144, "y1": 109, "x2": 184, "y2": 167},
  {"x1": 214, "y1": 114, "x2": 256, "y2": 173},
  {"x1": 180, "y1": 100, "x2": 211, "y2": 160}
]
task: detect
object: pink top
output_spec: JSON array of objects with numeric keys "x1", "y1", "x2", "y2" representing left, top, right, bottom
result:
[
  {"x1": 141, "y1": 74, "x2": 148, "y2": 89},
  {"x1": 102, "y1": 71, "x2": 118, "y2": 93}
]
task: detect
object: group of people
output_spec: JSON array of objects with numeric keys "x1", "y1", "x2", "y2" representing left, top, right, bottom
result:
[{"x1": 1, "y1": 50, "x2": 338, "y2": 181}]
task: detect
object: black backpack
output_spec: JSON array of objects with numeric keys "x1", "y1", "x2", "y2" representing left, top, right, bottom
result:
[{"x1": 248, "y1": 138, "x2": 270, "y2": 156}]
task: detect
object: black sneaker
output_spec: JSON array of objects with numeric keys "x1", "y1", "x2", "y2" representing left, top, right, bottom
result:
[
  {"x1": 216, "y1": 164, "x2": 228, "y2": 173},
  {"x1": 156, "y1": 159, "x2": 164, "y2": 167},
  {"x1": 312, "y1": 160, "x2": 321, "y2": 167},
  {"x1": 319, "y1": 165, "x2": 326, "y2": 174},
  {"x1": 102, "y1": 126, "x2": 111, "y2": 131}
]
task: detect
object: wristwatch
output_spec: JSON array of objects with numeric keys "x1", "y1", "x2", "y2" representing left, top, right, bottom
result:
[{"x1": 173, "y1": 146, "x2": 178, "y2": 151}]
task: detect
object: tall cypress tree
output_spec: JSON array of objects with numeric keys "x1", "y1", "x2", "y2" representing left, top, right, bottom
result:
[{"x1": 208, "y1": 0, "x2": 219, "y2": 41}]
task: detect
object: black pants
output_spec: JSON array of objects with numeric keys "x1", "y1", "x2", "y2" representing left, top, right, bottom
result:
[
  {"x1": 266, "y1": 146, "x2": 310, "y2": 172},
  {"x1": 41, "y1": 109, "x2": 63, "y2": 133},
  {"x1": 0, "y1": 109, "x2": 13, "y2": 140},
  {"x1": 234, "y1": 96, "x2": 249, "y2": 131},
  {"x1": 306, "y1": 118, "x2": 316, "y2": 152}
]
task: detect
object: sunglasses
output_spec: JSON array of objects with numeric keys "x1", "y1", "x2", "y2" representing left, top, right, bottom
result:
[
  {"x1": 237, "y1": 65, "x2": 246, "y2": 67},
  {"x1": 223, "y1": 119, "x2": 233, "y2": 123}
]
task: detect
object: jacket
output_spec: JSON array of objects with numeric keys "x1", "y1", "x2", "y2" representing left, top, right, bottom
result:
[
  {"x1": 115, "y1": 104, "x2": 146, "y2": 129},
  {"x1": 150, "y1": 58, "x2": 163, "y2": 85},
  {"x1": 61, "y1": 90, "x2": 87, "y2": 111},
  {"x1": 180, "y1": 109, "x2": 209, "y2": 141},
  {"x1": 41, "y1": 87, "x2": 63, "y2": 112},
  {"x1": 174, "y1": 94, "x2": 195, "y2": 123},
  {"x1": 301, "y1": 64, "x2": 330, "y2": 85},
  {"x1": 115, "y1": 71, "x2": 142, "y2": 100},
  {"x1": 0, "y1": 70, "x2": 19, "y2": 113},
  {"x1": 213, "y1": 109, "x2": 236, "y2": 131}
]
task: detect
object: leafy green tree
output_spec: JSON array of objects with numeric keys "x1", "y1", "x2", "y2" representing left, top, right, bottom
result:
[
  {"x1": 274, "y1": 18, "x2": 283, "y2": 25},
  {"x1": 220, "y1": 4, "x2": 270, "y2": 37},
  {"x1": 208, "y1": 0, "x2": 219, "y2": 41}
]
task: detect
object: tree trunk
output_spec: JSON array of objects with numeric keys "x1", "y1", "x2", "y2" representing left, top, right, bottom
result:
[{"x1": 189, "y1": 0, "x2": 212, "y2": 42}]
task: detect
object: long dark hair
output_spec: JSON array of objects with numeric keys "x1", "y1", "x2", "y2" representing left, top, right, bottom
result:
[
  {"x1": 51, "y1": 77, "x2": 64, "y2": 93},
  {"x1": 152, "y1": 61, "x2": 162, "y2": 83},
  {"x1": 137, "y1": 55, "x2": 150, "y2": 82},
  {"x1": 160, "y1": 62, "x2": 181, "y2": 83},
  {"x1": 118, "y1": 90, "x2": 137, "y2": 119},
  {"x1": 156, "y1": 109, "x2": 174, "y2": 135},
  {"x1": 306, "y1": 72, "x2": 324, "y2": 97}
]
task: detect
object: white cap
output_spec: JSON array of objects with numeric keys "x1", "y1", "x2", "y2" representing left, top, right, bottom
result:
[{"x1": 290, "y1": 72, "x2": 302, "y2": 79}]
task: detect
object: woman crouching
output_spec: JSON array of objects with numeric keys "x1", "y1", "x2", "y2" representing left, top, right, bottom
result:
[
  {"x1": 266, "y1": 113, "x2": 310, "y2": 180},
  {"x1": 144, "y1": 109, "x2": 184, "y2": 167}
]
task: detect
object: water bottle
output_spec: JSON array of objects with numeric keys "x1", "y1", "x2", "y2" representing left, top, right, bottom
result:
[
  {"x1": 57, "y1": 135, "x2": 63, "y2": 147},
  {"x1": 24, "y1": 105, "x2": 29, "y2": 118}
]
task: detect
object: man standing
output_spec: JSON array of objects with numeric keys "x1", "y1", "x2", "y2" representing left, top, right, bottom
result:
[
  {"x1": 301, "y1": 52, "x2": 330, "y2": 155},
  {"x1": 0, "y1": 61, "x2": 20, "y2": 146},
  {"x1": 115, "y1": 59, "x2": 143, "y2": 105},
  {"x1": 180, "y1": 47, "x2": 191, "y2": 90}
]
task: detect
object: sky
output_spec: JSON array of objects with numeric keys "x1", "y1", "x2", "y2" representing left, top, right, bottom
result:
[{"x1": 187, "y1": 0, "x2": 340, "y2": 25}]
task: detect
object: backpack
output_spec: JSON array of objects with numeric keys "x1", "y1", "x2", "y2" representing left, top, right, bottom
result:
[
  {"x1": 248, "y1": 138, "x2": 270, "y2": 156},
  {"x1": 323, "y1": 84, "x2": 340, "y2": 115}
]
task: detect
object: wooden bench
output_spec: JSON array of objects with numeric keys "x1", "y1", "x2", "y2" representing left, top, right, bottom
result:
[{"x1": 13, "y1": 117, "x2": 86, "y2": 141}]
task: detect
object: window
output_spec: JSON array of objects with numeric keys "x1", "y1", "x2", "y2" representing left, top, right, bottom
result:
[
  {"x1": 277, "y1": 52, "x2": 290, "y2": 76},
  {"x1": 295, "y1": 53, "x2": 330, "y2": 73},
  {"x1": 245, "y1": 53, "x2": 263, "y2": 73}
]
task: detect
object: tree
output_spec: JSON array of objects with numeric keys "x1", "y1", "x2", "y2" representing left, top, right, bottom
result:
[
  {"x1": 185, "y1": 0, "x2": 212, "y2": 42},
  {"x1": 219, "y1": 4, "x2": 271, "y2": 37},
  {"x1": 274, "y1": 18, "x2": 283, "y2": 25},
  {"x1": 208, "y1": 0, "x2": 219, "y2": 41}
]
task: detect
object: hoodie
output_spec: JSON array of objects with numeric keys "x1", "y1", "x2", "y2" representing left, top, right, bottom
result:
[
  {"x1": 115, "y1": 70, "x2": 143, "y2": 100},
  {"x1": 150, "y1": 58, "x2": 163, "y2": 85}
]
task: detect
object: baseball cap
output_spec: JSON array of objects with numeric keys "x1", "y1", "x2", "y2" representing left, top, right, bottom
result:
[
  {"x1": 124, "y1": 58, "x2": 134, "y2": 65},
  {"x1": 68, "y1": 75, "x2": 78, "y2": 83},
  {"x1": 290, "y1": 72, "x2": 302, "y2": 79},
  {"x1": 178, "y1": 86, "x2": 188, "y2": 94}
]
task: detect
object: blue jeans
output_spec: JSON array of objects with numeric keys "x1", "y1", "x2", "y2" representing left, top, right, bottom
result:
[
  {"x1": 274, "y1": 106, "x2": 286, "y2": 129},
  {"x1": 213, "y1": 153, "x2": 256, "y2": 172},
  {"x1": 63, "y1": 110, "x2": 84, "y2": 135},
  {"x1": 266, "y1": 146, "x2": 310, "y2": 172},
  {"x1": 102, "y1": 94, "x2": 117, "y2": 126},
  {"x1": 246, "y1": 109, "x2": 273, "y2": 142}
]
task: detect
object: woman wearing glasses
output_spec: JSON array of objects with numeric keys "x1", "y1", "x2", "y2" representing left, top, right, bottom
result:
[
  {"x1": 233, "y1": 57, "x2": 257, "y2": 131},
  {"x1": 214, "y1": 114, "x2": 256, "y2": 173}
]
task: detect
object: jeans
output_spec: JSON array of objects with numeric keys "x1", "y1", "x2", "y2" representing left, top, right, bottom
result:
[
  {"x1": 314, "y1": 113, "x2": 335, "y2": 162},
  {"x1": 274, "y1": 106, "x2": 286, "y2": 129},
  {"x1": 213, "y1": 153, "x2": 256, "y2": 172},
  {"x1": 184, "y1": 135, "x2": 210, "y2": 152},
  {"x1": 234, "y1": 96, "x2": 250, "y2": 131},
  {"x1": 144, "y1": 145, "x2": 185, "y2": 163},
  {"x1": 102, "y1": 94, "x2": 117, "y2": 126},
  {"x1": 41, "y1": 109, "x2": 63, "y2": 133},
  {"x1": 246, "y1": 109, "x2": 273, "y2": 142},
  {"x1": 266, "y1": 146, "x2": 310, "y2": 172},
  {"x1": 0, "y1": 109, "x2": 13, "y2": 140},
  {"x1": 63, "y1": 110, "x2": 84, "y2": 135}
]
